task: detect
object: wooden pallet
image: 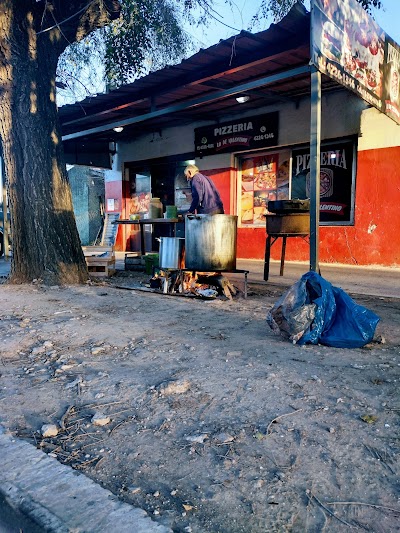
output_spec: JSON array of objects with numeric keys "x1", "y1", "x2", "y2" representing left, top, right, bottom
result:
[{"x1": 82, "y1": 245, "x2": 116, "y2": 278}]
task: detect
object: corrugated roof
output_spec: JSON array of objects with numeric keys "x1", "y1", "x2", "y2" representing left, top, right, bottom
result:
[{"x1": 59, "y1": 3, "x2": 338, "y2": 143}]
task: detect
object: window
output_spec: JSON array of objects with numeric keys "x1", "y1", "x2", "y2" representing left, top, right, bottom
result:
[
  {"x1": 239, "y1": 149, "x2": 291, "y2": 226},
  {"x1": 291, "y1": 139, "x2": 356, "y2": 224},
  {"x1": 238, "y1": 139, "x2": 356, "y2": 226}
]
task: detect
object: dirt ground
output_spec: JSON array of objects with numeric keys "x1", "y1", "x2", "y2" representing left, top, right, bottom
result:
[{"x1": 0, "y1": 271, "x2": 399, "y2": 533}]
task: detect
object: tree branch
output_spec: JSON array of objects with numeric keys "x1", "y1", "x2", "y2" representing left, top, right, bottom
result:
[{"x1": 36, "y1": 1, "x2": 121, "y2": 50}]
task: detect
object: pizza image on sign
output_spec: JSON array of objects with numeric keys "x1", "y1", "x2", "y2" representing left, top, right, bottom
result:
[
  {"x1": 306, "y1": 168, "x2": 334, "y2": 198},
  {"x1": 390, "y1": 67, "x2": 399, "y2": 101}
]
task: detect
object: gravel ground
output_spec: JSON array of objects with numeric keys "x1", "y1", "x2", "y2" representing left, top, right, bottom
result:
[{"x1": 0, "y1": 271, "x2": 399, "y2": 532}]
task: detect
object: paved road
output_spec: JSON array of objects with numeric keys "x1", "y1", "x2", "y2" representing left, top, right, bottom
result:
[{"x1": 235, "y1": 258, "x2": 400, "y2": 299}]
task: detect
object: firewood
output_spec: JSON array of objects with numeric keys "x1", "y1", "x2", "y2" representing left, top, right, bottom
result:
[{"x1": 196, "y1": 274, "x2": 237, "y2": 298}]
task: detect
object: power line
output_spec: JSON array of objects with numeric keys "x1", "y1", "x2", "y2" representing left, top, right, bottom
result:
[
  {"x1": 36, "y1": 1, "x2": 95, "y2": 35},
  {"x1": 207, "y1": 11, "x2": 241, "y2": 33}
]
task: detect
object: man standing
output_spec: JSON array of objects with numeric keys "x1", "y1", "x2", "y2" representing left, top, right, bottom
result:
[{"x1": 184, "y1": 165, "x2": 224, "y2": 215}]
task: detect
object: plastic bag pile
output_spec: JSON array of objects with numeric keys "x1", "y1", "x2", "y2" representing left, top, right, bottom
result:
[{"x1": 266, "y1": 271, "x2": 380, "y2": 348}]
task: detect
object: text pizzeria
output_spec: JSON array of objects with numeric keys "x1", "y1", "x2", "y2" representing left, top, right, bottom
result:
[
  {"x1": 295, "y1": 149, "x2": 348, "y2": 174},
  {"x1": 214, "y1": 122, "x2": 253, "y2": 136}
]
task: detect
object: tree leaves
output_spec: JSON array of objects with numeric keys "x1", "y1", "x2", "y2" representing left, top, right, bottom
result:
[{"x1": 57, "y1": 0, "x2": 213, "y2": 102}]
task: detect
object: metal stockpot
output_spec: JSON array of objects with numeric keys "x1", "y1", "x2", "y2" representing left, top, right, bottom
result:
[
  {"x1": 158, "y1": 237, "x2": 185, "y2": 269},
  {"x1": 185, "y1": 214, "x2": 237, "y2": 271}
]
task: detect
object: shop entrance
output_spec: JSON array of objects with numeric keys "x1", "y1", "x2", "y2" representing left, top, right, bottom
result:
[{"x1": 124, "y1": 154, "x2": 194, "y2": 252}]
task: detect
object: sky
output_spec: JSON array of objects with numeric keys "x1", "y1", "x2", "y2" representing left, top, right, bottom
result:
[{"x1": 190, "y1": 0, "x2": 400, "y2": 50}]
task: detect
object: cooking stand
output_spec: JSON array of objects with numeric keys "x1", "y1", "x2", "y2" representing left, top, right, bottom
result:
[
  {"x1": 264, "y1": 233, "x2": 309, "y2": 281},
  {"x1": 113, "y1": 218, "x2": 181, "y2": 255},
  {"x1": 264, "y1": 213, "x2": 310, "y2": 281},
  {"x1": 179, "y1": 269, "x2": 249, "y2": 299}
]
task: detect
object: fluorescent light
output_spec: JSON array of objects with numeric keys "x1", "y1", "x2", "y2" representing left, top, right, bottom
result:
[
  {"x1": 236, "y1": 95, "x2": 250, "y2": 104},
  {"x1": 113, "y1": 126, "x2": 124, "y2": 133}
]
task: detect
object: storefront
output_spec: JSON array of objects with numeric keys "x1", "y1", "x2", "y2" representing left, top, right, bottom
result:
[
  {"x1": 105, "y1": 90, "x2": 398, "y2": 266},
  {"x1": 60, "y1": 2, "x2": 400, "y2": 267}
]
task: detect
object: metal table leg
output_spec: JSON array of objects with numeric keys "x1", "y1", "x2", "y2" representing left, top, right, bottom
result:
[
  {"x1": 280, "y1": 236, "x2": 287, "y2": 276},
  {"x1": 140, "y1": 224, "x2": 146, "y2": 256},
  {"x1": 264, "y1": 235, "x2": 272, "y2": 281}
]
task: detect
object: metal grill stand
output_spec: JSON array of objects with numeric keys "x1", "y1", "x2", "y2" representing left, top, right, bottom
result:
[{"x1": 263, "y1": 213, "x2": 310, "y2": 281}]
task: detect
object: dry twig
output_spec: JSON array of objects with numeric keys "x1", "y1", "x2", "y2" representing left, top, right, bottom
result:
[
  {"x1": 364, "y1": 444, "x2": 396, "y2": 475},
  {"x1": 75, "y1": 456, "x2": 101, "y2": 469},
  {"x1": 82, "y1": 400, "x2": 123, "y2": 409},
  {"x1": 266, "y1": 409, "x2": 302, "y2": 435},
  {"x1": 307, "y1": 491, "x2": 355, "y2": 529},
  {"x1": 327, "y1": 501, "x2": 400, "y2": 514},
  {"x1": 109, "y1": 419, "x2": 128, "y2": 436},
  {"x1": 60, "y1": 404, "x2": 75, "y2": 430}
]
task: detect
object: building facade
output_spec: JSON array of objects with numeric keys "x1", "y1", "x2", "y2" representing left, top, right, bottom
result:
[
  {"x1": 105, "y1": 91, "x2": 400, "y2": 267},
  {"x1": 59, "y1": 4, "x2": 400, "y2": 268}
]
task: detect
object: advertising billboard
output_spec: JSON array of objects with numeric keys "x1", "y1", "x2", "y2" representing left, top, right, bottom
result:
[{"x1": 311, "y1": 0, "x2": 400, "y2": 124}]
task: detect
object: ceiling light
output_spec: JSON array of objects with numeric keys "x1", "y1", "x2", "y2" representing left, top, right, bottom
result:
[
  {"x1": 236, "y1": 95, "x2": 250, "y2": 104},
  {"x1": 113, "y1": 126, "x2": 124, "y2": 133}
]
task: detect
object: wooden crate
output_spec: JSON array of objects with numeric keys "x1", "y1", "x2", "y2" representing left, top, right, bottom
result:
[{"x1": 82, "y1": 246, "x2": 116, "y2": 278}]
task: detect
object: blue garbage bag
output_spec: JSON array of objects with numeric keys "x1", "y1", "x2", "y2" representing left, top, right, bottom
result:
[{"x1": 267, "y1": 271, "x2": 380, "y2": 348}]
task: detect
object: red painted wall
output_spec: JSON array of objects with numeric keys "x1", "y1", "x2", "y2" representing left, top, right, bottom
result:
[
  {"x1": 109, "y1": 147, "x2": 400, "y2": 265},
  {"x1": 204, "y1": 168, "x2": 232, "y2": 214},
  {"x1": 237, "y1": 146, "x2": 400, "y2": 266}
]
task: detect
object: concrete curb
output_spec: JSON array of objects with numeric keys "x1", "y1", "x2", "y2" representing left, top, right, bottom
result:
[{"x1": 0, "y1": 427, "x2": 171, "y2": 533}]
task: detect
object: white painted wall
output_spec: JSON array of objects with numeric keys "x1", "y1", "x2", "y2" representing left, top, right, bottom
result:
[
  {"x1": 104, "y1": 169, "x2": 122, "y2": 183},
  {"x1": 358, "y1": 107, "x2": 400, "y2": 151},
  {"x1": 111, "y1": 89, "x2": 396, "y2": 170}
]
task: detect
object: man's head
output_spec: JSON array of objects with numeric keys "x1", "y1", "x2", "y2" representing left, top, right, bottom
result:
[{"x1": 184, "y1": 164, "x2": 199, "y2": 180}]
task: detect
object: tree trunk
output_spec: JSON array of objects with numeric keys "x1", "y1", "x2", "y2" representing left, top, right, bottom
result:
[{"x1": 0, "y1": 3, "x2": 89, "y2": 284}]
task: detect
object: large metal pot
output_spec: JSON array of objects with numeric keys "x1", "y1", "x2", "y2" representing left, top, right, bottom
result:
[
  {"x1": 185, "y1": 214, "x2": 237, "y2": 271},
  {"x1": 158, "y1": 237, "x2": 185, "y2": 269}
]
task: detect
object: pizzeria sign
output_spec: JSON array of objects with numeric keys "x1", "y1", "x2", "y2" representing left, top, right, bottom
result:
[
  {"x1": 194, "y1": 111, "x2": 279, "y2": 156},
  {"x1": 311, "y1": 0, "x2": 400, "y2": 124}
]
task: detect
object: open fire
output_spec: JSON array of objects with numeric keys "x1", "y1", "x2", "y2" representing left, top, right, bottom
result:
[{"x1": 149, "y1": 270, "x2": 237, "y2": 299}]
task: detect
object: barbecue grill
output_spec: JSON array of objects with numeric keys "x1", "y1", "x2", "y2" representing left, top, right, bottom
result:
[{"x1": 264, "y1": 200, "x2": 310, "y2": 281}]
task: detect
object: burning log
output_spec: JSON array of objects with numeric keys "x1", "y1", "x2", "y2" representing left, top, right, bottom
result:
[
  {"x1": 196, "y1": 274, "x2": 237, "y2": 300},
  {"x1": 150, "y1": 270, "x2": 237, "y2": 299}
]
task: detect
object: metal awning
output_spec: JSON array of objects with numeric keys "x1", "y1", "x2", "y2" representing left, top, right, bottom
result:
[{"x1": 59, "y1": 3, "x2": 338, "y2": 144}]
